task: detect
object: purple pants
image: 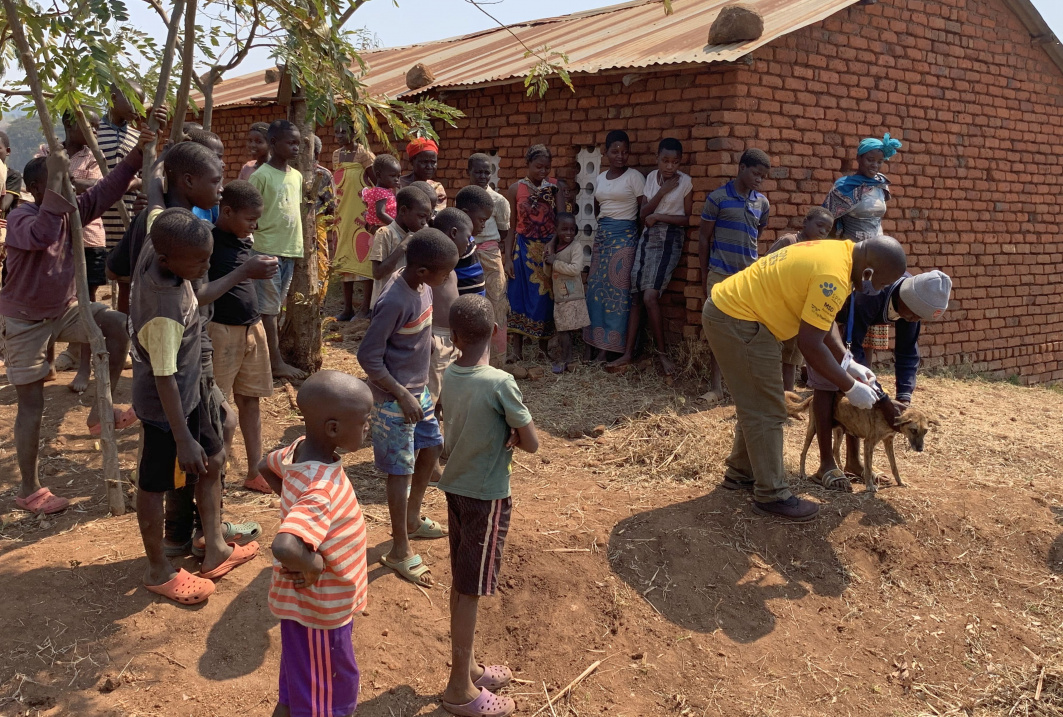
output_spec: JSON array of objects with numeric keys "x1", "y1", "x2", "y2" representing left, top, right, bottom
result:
[{"x1": 279, "y1": 619, "x2": 360, "y2": 717}]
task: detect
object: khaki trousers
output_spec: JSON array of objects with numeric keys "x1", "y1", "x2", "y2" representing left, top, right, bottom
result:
[
  {"x1": 701, "y1": 299, "x2": 792, "y2": 503},
  {"x1": 476, "y1": 242, "x2": 509, "y2": 365}
]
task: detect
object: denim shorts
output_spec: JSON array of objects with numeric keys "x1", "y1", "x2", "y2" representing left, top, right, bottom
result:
[
  {"x1": 254, "y1": 253, "x2": 296, "y2": 316},
  {"x1": 370, "y1": 387, "x2": 443, "y2": 476}
]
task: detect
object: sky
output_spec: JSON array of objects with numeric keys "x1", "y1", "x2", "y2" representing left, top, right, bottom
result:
[{"x1": 110, "y1": 0, "x2": 1063, "y2": 80}]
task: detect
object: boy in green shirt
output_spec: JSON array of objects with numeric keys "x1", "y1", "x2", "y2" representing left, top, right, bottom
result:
[
  {"x1": 249, "y1": 119, "x2": 305, "y2": 381},
  {"x1": 438, "y1": 294, "x2": 539, "y2": 717}
]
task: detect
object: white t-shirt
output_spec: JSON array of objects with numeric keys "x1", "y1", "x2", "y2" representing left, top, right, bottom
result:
[
  {"x1": 643, "y1": 170, "x2": 693, "y2": 217},
  {"x1": 594, "y1": 168, "x2": 645, "y2": 221}
]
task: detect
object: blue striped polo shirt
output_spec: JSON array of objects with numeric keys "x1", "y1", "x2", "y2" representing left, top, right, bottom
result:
[{"x1": 701, "y1": 180, "x2": 770, "y2": 275}]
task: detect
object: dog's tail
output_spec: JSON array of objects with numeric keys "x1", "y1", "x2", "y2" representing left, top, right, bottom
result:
[{"x1": 785, "y1": 391, "x2": 813, "y2": 418}]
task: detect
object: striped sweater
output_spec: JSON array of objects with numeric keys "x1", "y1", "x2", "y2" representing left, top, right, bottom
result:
[{"x1": 267, "y1": 438, "x2": 368, "y2": 630}]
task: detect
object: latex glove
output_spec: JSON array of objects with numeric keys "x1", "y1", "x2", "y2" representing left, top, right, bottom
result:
[
  {"x1": 845, "y1": 380, "x2": 878, "y2": 410},
  {"x1": 846, "y1": 359, "x2": 876, "y2": 384}
]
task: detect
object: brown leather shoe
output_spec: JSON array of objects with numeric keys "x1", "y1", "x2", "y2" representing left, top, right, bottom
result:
[{"x1": 752, "y1": 496, "x2": 819, "y2": 522}]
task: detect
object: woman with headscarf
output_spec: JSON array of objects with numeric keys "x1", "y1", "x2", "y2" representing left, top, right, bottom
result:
[
  {"x1": 823, "y1": 133, "x2": 902, "y2": 242},
  {"x1": 400, "y1": 137, "x2": 447, "y2": 209},
  {"x1": 823, "y1": 133, "x2": 903, "y2": 352}
]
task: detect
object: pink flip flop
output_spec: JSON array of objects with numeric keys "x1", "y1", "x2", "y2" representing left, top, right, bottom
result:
[
  {"x1": 442, "y1": 688, "x2": 515, "y2": 717},
  {"x1": 15, "y1": 487, "x2": 70, "y2": 515},
  {"x1": 89, "y1": 407, "x2": 139, "y2": 436},
  {"x1": 145, "y1": 568, "x2": 215, "y2": 605},
  {"x1": 474, "y1": 665, "x2": 513, "y2": 692},
  {"x1": 198, "y1": 541, "x2": 260, "y2": 581}
]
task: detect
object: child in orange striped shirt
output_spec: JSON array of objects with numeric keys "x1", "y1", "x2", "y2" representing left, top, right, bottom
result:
[{"x1": 260, "y1": 370, "x2": 373, "y2": 717}]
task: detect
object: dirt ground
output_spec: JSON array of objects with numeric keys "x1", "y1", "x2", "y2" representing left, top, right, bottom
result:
[{"x1": 3, "y1": 300, "x2": 1063, "y2": 716}]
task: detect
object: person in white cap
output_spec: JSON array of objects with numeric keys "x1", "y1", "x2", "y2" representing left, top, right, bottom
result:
[{"x1": 806, "y1": 269, "x2": 952, "y2": 491}]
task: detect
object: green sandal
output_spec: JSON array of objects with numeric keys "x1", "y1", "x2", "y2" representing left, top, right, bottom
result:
[
  {"x1": 409, "y1": 516, "x2": 447, "y2": 540},
  {"x1": 379, "y1": 554, "x2": 433, "y2": 588},
  {"x1": 813, "y1": 468, "x2": 852, "y2": 493},
  {"x1": 191, "y1": 521, "x2": 263, "y2": 558}
]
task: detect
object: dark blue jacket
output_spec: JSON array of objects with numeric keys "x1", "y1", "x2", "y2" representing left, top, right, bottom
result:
[{"x1": 835, "y1": 274, "x2": 921, "y2": 402}]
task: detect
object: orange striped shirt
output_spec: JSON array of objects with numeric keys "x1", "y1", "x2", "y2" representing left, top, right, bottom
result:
[{"x1": 267, "y1": 438, "x2": 368, "y2": 630}]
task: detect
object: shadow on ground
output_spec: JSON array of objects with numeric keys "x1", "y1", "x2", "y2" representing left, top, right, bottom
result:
[{"x1": 608, "y1": 484, "x2": 905, "y2": 643}]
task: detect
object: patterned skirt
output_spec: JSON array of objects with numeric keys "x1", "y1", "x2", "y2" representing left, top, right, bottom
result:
[
  {"x1": 507, "y1": 234, "x2": 554, "y2": 339},
  {"x1": 583, "y1": 217, "x2": 638, "y2": 352}
]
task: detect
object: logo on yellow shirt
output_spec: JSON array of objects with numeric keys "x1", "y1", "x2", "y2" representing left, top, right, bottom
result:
[{"x1": 820, "y1": 282, "x2": 837, "y2": 297}]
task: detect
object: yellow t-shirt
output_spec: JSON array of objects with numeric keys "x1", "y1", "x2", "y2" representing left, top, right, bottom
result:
[{"x1": 710, "y1": 240, "x2": 854, "y2": 341}]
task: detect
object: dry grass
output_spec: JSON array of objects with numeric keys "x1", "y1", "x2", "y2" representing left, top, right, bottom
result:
[
  {"x1": 520, "y1": 361, "x2": 682, "y2": 436},
  {"x1": 588, "y1": 409, "x2": 731, "y2": 484}
]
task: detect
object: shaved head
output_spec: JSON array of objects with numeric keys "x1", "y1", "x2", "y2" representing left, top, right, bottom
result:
[
  {"x1": 853, "y1": 235, "x2": 907, "y2": 291},
  {"x1": 298, "y1": 370, "x2": 373, "y2": 421}
]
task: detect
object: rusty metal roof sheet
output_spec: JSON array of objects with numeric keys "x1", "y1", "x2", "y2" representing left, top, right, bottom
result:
[{"x1": 198, "y1": 0, "x2": 862, "y2": 109}]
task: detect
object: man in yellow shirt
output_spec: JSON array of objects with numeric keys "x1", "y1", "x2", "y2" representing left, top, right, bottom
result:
[{"x1": 702, "y1": 235, "x2": 908, "y2": 522}]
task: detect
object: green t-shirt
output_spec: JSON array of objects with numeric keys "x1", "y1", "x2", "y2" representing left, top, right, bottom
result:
[
  {"x1": 249, "y1": 163, "x2": 303, "y2": 258},
  {"x1": 438, "y1": 364, "x2": 533, "y2": 501}
]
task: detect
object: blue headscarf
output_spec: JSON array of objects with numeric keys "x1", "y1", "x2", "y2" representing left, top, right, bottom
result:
[{"x1": 858, "y1": 132, "x2": 902, "y2": 159}]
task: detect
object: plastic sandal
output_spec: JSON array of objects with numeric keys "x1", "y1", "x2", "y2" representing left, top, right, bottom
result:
[
  {"x1": 443, "y1": 688, "x2": 515, "y2": 717},
  {"x1": 813, "y1": 468, "x2": 853, "y2": 493},
  {"x1": 379, "y1": 554, "x2": 433, "y2": 588},
  {"x1": 409, "y1": 516, "x2": 447, "y2": 540},
  {"x1": 191, "y1": 521, "x2": 262, "y2": 558},
  {"x1": 474, "y1": 665, "x2": 513, "y2": 692},
  {"x1": 15, "y1": 487, "x2": 70, "y2": 515},
  {"x1": 89, "y1": 407, "x2": 139, "y2": 436},
  {"x1": 145, "y1": 568, "x2": 215, "y2": 605},
  {"x1": 198, "y1": 541, "x2": 260, "y2": 580},
  {"x1": 164, "y1": 540, "x2": 193, "y2": 558}
]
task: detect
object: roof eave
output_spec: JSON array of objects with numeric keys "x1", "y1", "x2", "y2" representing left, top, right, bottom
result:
[{"x1": 1001, "y1": 0, "x2": 1063, "y2": 75}]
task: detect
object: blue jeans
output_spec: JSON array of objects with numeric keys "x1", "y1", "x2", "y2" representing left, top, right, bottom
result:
[{"x1": 253, "y1": 252, "x2": 296, "y2": 316}]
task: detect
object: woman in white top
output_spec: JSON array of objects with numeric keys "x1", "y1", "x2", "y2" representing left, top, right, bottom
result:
[{"x1": 583, "y1": 129, "x2": 645, "y2": 360}]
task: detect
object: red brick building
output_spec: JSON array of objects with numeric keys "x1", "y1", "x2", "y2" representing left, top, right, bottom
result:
[{"x1": 199, "y1": 0, "x2": 1063, "y2": 383}]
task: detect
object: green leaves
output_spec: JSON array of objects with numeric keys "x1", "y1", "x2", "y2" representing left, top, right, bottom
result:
[{"x1": 522, "y1": 45, "x2": 572, "y2": 98}]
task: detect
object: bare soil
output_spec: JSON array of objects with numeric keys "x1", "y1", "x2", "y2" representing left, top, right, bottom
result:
[{"x1": 3, "y1": 306, "x2": 1063, "y2": 717}]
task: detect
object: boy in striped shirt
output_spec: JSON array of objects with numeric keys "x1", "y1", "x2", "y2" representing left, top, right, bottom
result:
[
  {"x1": 697, "y1": 148, "x2": 772, "y2": 403},
  {"x1": 261, "y1": 370, "x2": 373, "y2": 717}
]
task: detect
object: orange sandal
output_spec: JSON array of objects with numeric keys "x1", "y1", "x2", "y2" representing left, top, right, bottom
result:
[
  {"x1": 145, "y1": 568, "x2": 215, "y2": 605},
  {"x1": 198, "y1": 541, "x2": 260, "y2": 581},
  {"x1": 242, "y1": 475, "x2": 274, "y2": 494},
  {"x1": 89, "y1": 407, "x2": 139, "y2": 436}
]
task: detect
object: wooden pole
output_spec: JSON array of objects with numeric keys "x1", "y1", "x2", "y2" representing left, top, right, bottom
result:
[
  {"x1": 2, "y1": 0, "x2": 125, "y2": 515},
  {"x1": 143, "y1": 0, "x2": 186, "y2": 176},
  {"x1": 168, "y1": 0, "x2": 198, "y2": 145}
]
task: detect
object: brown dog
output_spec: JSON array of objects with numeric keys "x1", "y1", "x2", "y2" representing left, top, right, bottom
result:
[{"x1": 791, "y1": 393, "x2": 937, "y2": 493}]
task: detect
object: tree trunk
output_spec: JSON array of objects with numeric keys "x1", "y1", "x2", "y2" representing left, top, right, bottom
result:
[
  {"x1": 144, "y1": 0, "x2": 186, "y2": 176},
  {"x1": 201, "y1": 76, "x2": 215, "y2": 131},
  {"x1": 2, "y1": 0, "x2": 124, "y2": 514},
  {"x1": 169, "y1": 0, "x2": 198, "y2": 144},
  {"x1": 279, "y1": 92, "x2": 323, "y2": 374}
]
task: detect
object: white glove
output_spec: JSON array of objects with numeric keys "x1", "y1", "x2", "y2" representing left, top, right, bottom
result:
[
  {"x1": 845, "y1": 380, "x2": 878, "y2": 409},
  {"x1": 846, "y1": 360, "x2": 877, "y2": 384}
]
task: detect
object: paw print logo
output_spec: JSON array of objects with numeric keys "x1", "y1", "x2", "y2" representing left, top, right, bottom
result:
[{"x1": 820, "y1": 282, "x2": 837, "y2": 297}]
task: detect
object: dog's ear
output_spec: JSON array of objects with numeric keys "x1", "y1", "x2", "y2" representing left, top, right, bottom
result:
[{"x1": 927, "y1": 418, "x2": 941, "y2": 428}]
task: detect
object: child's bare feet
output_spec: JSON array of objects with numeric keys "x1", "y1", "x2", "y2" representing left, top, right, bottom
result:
[
  {"x1": 69, "y1": 366, "x2": 90, "y2": 394},
  {"x1": 658, "y1": 352, "x2": 676, "y2": 377},
  {"x1": 273, "y1": 362, "x2": 307, "y2": 381},
  {"x1": 604, "y1": 353, "x2": 633, "y2": 373}
]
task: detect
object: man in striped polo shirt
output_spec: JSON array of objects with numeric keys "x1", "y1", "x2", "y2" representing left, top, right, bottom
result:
[{"x1": 697, "y1": 148, "x2": 771, "y2": 403}]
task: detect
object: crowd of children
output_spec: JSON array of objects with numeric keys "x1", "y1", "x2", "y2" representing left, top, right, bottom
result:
[{"x1": 0, "y1": 95, "x2": 958, "y2": 716}]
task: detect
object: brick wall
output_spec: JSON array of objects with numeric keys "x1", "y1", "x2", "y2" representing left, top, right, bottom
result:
[{"x1": 205, "y1": 0, "x2": 1063, "y2": 383}]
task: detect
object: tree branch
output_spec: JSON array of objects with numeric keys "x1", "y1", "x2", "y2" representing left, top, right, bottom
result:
[
  {"x1": 169, "y1": 0, "x2": 198, "y2": 143},
  {"x1": 144, "y1": 0, "x2": 205, "y2": 94},
  {"x1": 337, "y1": 0, "x2": 368, "y2": 28}
]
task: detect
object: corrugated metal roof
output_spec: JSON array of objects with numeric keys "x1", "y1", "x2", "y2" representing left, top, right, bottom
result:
[{"x1": 196, "y1": 0, "x2": 860, "y2": 109}]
